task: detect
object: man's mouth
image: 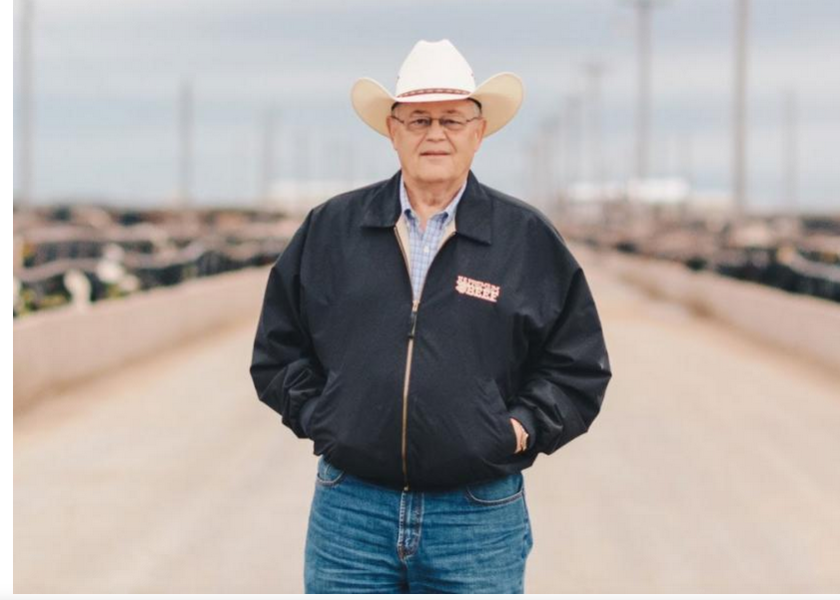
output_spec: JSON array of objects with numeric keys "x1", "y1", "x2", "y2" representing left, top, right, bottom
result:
[{"x1": 421, "y1": 152, "x2": 450, "y2": 156}]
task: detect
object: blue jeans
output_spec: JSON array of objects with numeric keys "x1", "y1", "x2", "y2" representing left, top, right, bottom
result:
[{"x1": 304, "y1": 456, "x2": 534, "y2": 593}]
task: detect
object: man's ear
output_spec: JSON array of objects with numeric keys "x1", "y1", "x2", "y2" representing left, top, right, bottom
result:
[
  {"x1": 473, "y1": 119, "x2": 488, "y2": 152},
  {"x1": 385, "y1": 116, "x2": 398, "y2": 150}
]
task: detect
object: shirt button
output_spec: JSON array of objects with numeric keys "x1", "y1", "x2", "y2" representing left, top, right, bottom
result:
[{"x1": 423, "y1": 246, "x2": 430, "y2": 253}]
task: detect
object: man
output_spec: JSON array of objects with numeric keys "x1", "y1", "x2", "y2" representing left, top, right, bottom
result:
[{"x1": 250, "y1": 39, "x2": 612, "y2": 593}]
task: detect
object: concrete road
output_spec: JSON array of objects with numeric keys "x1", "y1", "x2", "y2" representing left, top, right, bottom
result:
[{"x1": 14, "y1": 256, "x2": 840, "y2": 593}]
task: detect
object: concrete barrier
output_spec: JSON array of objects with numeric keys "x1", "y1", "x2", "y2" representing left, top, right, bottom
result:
[
  {"x1": 13, "y1": 267, "x2": 271, "y2": 414},
  {"x1": 574, "y1": 245, "x2": 840, "y2": 374},
  {"x1": 15, "y1": 246, "x2": 840, "y2": 414}
]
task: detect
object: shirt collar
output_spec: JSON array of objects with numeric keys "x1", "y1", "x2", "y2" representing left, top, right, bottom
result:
[
  {"x1": 399, "y1": 173, "x2": 468, "y2": 227},
  {"x1": 360, "y1": 170, "x2": 492, "y2": 246}
]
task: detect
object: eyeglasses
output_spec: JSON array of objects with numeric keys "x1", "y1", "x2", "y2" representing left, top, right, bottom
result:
[{"x1": 390, "y1": 114, "x2": 482, "y2": 133}]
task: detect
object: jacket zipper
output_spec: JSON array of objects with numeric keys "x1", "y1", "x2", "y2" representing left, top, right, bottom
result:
[{"x1": 394, "y1": 225, "x2": 456, "y2": 491}]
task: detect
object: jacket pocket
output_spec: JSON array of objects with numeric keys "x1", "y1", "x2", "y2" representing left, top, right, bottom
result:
[
  {"x1": 408, "y1": 376, "x2": 519, "y2": 488},
  {"x1": 306, "y1": 370, "x2": 338, "y2": 442},
  {"x1": 481, "y1": 378, "x2": 519, "y2": 460}
]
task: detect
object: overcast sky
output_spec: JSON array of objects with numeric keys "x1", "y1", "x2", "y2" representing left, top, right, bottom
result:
[{"x1": 13, "y1": 0, "x2": 840, "y2": 211}]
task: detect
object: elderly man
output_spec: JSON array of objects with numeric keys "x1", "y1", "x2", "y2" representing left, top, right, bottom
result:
[{"x1": 250, "y1": 39, "x2": 612, "y2": 594}]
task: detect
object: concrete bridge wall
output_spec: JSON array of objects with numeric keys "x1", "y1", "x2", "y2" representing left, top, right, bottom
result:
[
  {"x1": 13, "y1": 267, "x2": 270, "y2": 413},
  {"x1": 580, "y1": 247, "x2": 840, "y2": 374},
  {"x1": 14, "y1": 247, "x2": 840, "y2": 414}
]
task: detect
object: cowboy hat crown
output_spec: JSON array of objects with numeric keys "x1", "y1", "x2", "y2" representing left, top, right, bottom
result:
[{"x1": 351, "y1": 39, "x2": 524, "y2": 137}]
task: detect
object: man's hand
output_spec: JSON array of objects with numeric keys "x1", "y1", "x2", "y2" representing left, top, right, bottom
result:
[{"x1": 510, "y1": 418, "x2": 529, "y2": 453}]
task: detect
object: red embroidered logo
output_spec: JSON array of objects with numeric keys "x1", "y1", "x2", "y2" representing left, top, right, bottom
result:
[{"x1": 455, "y1": 275, "x2": 501, "y2": 303}]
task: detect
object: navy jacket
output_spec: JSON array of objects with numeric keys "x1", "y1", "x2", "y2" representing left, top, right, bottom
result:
[{"x1": 250, "y1": 170, "x2": 612, "y2": 491}]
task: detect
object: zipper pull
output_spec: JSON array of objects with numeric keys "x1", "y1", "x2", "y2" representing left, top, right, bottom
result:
[
  {"x1": 408, "y1": 305, "x2": 418, "y2": 339},
  {"x1": 408, "y1": 299, "x2": 420, "y2": 339}
]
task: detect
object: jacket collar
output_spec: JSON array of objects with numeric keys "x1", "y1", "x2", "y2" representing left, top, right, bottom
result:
[{"x1": 361, "y1": 170, "x2": 493, "y2": 246}]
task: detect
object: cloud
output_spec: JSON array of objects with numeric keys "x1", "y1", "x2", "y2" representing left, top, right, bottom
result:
[{"x1": 17, "y1": 0, "x2": 840, "y2": 208}]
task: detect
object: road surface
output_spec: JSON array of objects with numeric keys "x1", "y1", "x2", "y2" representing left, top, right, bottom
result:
[{"x1": 14, "y1": 254, "x2": 840, "y2": 592}]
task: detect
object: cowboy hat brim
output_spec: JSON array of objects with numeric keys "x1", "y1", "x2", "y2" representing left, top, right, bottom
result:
[{"x1": 351, "y1": 72, "x2": 523, "y2": 138}]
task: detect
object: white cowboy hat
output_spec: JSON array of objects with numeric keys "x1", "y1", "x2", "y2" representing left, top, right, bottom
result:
[{"x1": 351, "y1": 39, "x2": 524, "y2": 138}]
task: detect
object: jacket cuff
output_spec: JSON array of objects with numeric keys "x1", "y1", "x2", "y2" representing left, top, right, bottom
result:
[{"x1": 509, "y1": 405, "x2": 538, "y2": 451}]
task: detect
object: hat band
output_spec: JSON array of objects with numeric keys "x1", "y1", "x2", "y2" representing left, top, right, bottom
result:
[{"x1": 397, "y1": 87, "x2": 472, "y2": 98}]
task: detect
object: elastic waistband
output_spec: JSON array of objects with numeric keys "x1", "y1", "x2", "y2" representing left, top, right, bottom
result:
[{"x1": 320, "y1": 456, "x2": 521, "y2": 495}]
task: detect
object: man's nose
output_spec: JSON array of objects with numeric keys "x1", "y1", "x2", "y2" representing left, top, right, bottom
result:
[{"x1": 426, "y1": 119, "x2": 447, "y2": 139}]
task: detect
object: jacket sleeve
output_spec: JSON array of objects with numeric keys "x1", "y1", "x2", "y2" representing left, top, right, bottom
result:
[
  {"x1": 508, "y1": 258, "x2": 612, "y2": 455},
  {"x1": 250, "y1": 211, "x2": 325, "y2": 439}
]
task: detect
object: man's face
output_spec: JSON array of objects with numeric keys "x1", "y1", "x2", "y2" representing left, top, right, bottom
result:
[{"x1": 386, "y1": 99, "x2": 488, "y2": 188}]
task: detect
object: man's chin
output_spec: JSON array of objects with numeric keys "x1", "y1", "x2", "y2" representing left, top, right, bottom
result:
[{"x1": 413, "y1": 167, "x2": 457, "y2": 184}]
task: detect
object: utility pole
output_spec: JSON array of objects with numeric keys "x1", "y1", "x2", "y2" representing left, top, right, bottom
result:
[
  {"x1": 343, "y1": 136, "x2": 354, "y2": 187},
  {"x1": 582, "y1": 61, "x2": 607, "y2": 194},
  {"x1": 533, "y1": 134, "x2": 547, "y2": 210},
  {"x1": 294, "y1": 129, "x2": 309, "y2": 215},
  {"x1": 177, "y1": 78, "x2": 193, "y2": 208},
  {"x1": 622, "y1": 0, "x2": 668, "y2": 184},
  {"x1": 16, "y1": 0, "x2": 34, "y2": 208},
  {"x1": 541, "y1": 116, "x2": 566, "y2": 219},
  {"x1": 680, "y1": 134, "x2": 694, "y2": 189},
  {"x1": 733, "y1": 0, "x2": 750, "y2": 216},
  {"x1": 783, "y1": 89, "x2": 798, "y2": 210},
  {"x1": 562, "y1": 94, "x2": 583, "y2": 196},
  {"x1": 526, "y1": 138, "x2": 539, "y2": 208},
  {"x1": 259, "y1": 107, "x2": 277, "y2": 207},
  {"x1": 555, "y1": 108, "x2": 566, "y2": 201},
  {"x1": 541, "y1": 115, "x2": 562, "y2": 210}
]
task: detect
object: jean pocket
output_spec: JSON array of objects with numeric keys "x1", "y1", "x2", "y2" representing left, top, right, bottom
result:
[
  {"x1": 464, "y1": 472, "x2": 524, "y2": 506},
  {"x1": 315, "y1": 455, "x2": 347, "y2": 488}
]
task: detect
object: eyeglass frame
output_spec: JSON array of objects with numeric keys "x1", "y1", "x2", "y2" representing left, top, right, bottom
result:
[{"x1": 388, "y1": 112, "x2": 484, "y2": 133}]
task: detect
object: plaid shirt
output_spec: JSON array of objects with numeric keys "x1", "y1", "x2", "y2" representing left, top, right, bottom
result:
[{"x1": 399, "y1": 174, "x2": 467, "y2": 300}]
